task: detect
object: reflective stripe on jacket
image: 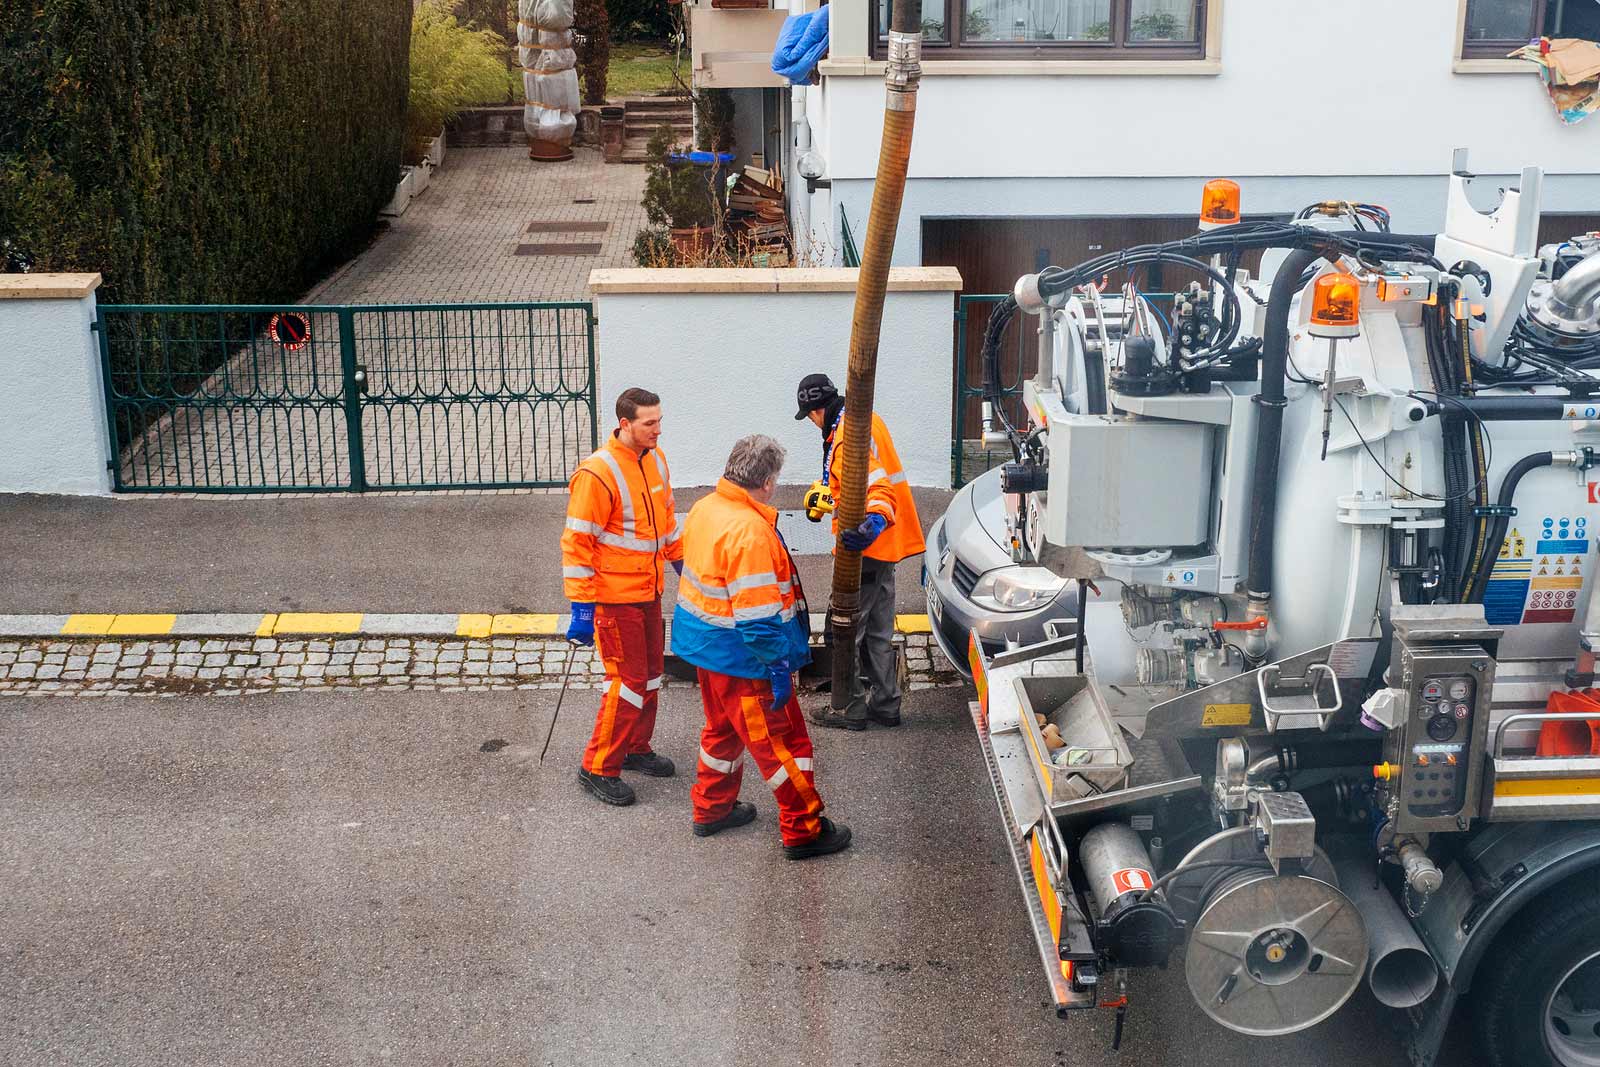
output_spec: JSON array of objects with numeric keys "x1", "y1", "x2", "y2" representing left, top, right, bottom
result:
[
  {"x1": 827, "y1": 411, "x2": 925, "y2": 564},
  {"x1": 562, "y1": 434, "x2": 683, "y2": 604},
  {"x1": 670, "y1": 478, "x2": 812, "y2": 680}
]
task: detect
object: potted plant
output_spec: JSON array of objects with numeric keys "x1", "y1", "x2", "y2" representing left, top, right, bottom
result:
[{"x1": 640, "y1": 125, "x2": 716, "y2": 258}]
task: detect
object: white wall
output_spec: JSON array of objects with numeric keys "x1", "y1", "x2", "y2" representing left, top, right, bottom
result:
[
  {"x1": 0, "y1": 276, "x2": 113, "y2": 496},
  {"x1": 588, "y1": 269, "x2": 961, "y2": 487},
  {"x1": 819, "y1": 0, "x2": 1597, "y2": 181}
]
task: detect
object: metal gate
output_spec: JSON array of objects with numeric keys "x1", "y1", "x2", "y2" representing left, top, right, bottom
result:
[{"x1": 94, "y1": 302, "x2": 597, "y2": 492}]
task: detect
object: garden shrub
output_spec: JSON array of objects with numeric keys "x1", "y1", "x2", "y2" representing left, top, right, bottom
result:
[
  {"x1": 410, "y1": 0, "x2": 511, "y2": 156},
  {"x1": 606, "y1": 0, "x2": 674, "y2": 41},
  {"x1": 574, "y1": 0, "x2": 612, "y2": 106},
  {"x1": 0, "y1": 0, "x2": 411, "y2": 305}
]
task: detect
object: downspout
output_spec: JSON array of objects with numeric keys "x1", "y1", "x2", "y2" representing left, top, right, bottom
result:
[
  {"x1": 827, "y1": 1, "x2": 922, "y2": 710},
  {"x1": 791, "y1": 85, "x2": 811, "y2": 263}
]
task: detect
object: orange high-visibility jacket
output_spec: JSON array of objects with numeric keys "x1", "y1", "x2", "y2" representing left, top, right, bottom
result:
[
  {"x1": 562, "y1": 434, "x2": 683, "y2": 604},
  {"x1": 826, "y1": 412, "x2": 925, "y2": 564}
]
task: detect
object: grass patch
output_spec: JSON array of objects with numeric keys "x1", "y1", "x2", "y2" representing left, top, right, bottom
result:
[
  {"x1": 481, "y1": 37, "x2": 687, "y2": 106},
  {"x1": 606, "y1": 39, "x2": 687, "y2": 98}
]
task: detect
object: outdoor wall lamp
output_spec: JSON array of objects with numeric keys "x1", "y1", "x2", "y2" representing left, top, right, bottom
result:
[{"x1": 797, "y1": 149, "x2": 831, "y2": 194}]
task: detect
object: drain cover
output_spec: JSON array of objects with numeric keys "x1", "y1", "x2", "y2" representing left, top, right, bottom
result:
[
  {"x1": 514, "y1": 243, "x2": 602, "y2": 256},
  {"x1": 526, "y1": 220, "x2": 608, "y2": 233}
]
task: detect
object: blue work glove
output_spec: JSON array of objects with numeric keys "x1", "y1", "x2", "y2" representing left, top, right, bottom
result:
[
  {"x1": 566, "y1": 603, "x2": 595, "y2": 646},
  {"x1": 840, "y1": 513, "x2": 888, "y2": 552},
  {"x1": 767, "y1": 658, "x2": 794, "y2": 708},
  {"x1": 671, "y1": 559, "x2": 684, "y2": 576}
]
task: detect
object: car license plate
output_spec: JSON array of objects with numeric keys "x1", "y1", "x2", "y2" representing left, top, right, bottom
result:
[{"x1": 927, "y1": 583, "x2": 943, "y2": 625}]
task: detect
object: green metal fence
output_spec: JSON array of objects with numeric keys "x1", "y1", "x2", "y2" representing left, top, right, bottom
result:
[
  {"x1": 95, "y1": 302, "x2": 597, "y2": 492},
  {"x1": 840, "y1": 206, "x2": 861, "y2": 268}
]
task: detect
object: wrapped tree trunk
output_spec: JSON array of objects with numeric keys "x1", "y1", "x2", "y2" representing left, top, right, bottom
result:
[{"x1": 520, "y1": 0, "x2": 578, "y2": 161}]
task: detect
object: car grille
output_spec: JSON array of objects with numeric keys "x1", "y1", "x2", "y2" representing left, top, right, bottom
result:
[{"x1": 951, "y1": 556, "x2": 981, "y2": 598}]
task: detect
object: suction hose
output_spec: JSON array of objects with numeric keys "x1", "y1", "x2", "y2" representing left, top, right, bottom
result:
[
  {"x1": 828, "y1": 0, "x2": 923, "y2": 709},
  {"x1": 1466, "y1": 451, "x2": 1555, "y2": 604},
  {"x1": 1244, "y1": 248, "x2": 1323, "y2": 643},
  {"x1": 1331, "y1": 854, "x2": 1439, "y2": 1010}
]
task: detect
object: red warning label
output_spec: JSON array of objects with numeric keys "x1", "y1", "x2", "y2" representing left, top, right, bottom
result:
[{"x1": 1112, "y1": 868, "x2": 1154, "y2": 894}]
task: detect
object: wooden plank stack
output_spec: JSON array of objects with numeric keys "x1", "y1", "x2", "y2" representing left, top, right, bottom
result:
[{"x1": 728, "y1": 166, "x2": 791, "y2": 266}]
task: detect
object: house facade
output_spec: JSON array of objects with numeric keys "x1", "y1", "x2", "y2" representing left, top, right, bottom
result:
[{"x1": 691, "y1": 0, "x2": 1600, "y2": 470}]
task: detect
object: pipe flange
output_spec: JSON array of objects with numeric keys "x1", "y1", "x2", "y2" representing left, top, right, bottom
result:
[{"x1": 1086, "y1": 547, "x2": 1172, "y2": 568}]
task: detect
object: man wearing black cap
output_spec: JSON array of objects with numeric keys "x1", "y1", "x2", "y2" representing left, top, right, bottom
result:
[{"x1": 794, "y1": 374, "x2": 924, "y2": 730}]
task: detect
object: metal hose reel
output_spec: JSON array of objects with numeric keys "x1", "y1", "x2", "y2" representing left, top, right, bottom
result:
[{"x1": 1184, "y1": 869, "x2": 1368, "y2": 1036}]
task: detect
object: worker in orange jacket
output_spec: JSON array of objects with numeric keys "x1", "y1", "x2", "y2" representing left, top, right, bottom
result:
[
  {"x1": 671, "y1": 434, "x2": 852, "y2": 859},
  {"x1": 561, "y1": 387, "x2": 684, "y2": 807},
  {"x1": 795, "y1": 373, "x2": 925, "y2": 731}
]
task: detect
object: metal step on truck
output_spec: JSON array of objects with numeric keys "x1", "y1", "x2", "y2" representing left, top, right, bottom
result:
[{"x1": 952, "y1": 151, "x2": 1600, "y2": 1067}]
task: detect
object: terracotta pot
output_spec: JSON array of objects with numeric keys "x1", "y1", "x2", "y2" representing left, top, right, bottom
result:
[
  {"x1": 529, "y1": 138, "x2": 574, "y2": 163},
  {"x1": 670, "y1": 226, "x2": 713, "y2": 259}
]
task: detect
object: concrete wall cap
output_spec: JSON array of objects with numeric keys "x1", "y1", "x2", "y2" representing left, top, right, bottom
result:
[
  {"x1": 588, "y1": 266, "x2": 963, "y2": 294},
  {"x1": 0, "y1": 274, "x2": 103, "y2": 300}
]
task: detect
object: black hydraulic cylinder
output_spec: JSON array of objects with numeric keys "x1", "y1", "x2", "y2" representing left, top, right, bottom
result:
[{"x1": 1421, "y1": 396, "x2": 1572, "y2": 421}]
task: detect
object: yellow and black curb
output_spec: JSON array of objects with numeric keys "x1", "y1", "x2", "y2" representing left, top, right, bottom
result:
[{"x1": 0, "y1": 611, "x2": 936, "y2": 640}]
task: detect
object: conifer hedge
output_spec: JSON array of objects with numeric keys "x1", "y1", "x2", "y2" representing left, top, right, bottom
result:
[{"x1": 0, "y1": 0, "x2": 412, "y2": 304}]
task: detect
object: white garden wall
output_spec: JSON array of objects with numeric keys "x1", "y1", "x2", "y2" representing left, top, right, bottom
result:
[
  {"x1": 587, "y1": 267, "x2": 962, "y2": 488},
  {"x1": 0, "y1": 275, "x2": 113, "y2": 496}
]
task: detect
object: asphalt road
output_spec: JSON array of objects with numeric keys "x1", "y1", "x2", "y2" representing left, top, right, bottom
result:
[
  {"x1": 0, "y1": 683, "x2": 1445, "y2": 1067},
  {"x1": 0, "y1": 486, "x2": 951, "y2": 616}
]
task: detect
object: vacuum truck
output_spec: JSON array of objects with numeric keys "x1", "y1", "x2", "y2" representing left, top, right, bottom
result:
[{"x1": 957, "y1": 150, "x2": 1600, "y2": 1066}]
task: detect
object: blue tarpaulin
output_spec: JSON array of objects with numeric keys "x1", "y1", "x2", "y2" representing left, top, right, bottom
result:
[{"x1": 771, "y1": 9, "x2": 829, "y2": 85}]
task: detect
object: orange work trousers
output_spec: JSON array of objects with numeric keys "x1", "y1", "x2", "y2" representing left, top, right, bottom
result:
[
  {"x1": 691, "y1": 667, "x2": 824, "y2": 846},
  {"x1": 582, "y1": 600, "x2": 664, "y2": 776}
]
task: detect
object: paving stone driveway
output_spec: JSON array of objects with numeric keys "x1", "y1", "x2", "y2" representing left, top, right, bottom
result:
[{"x1": 310, "y1": 145, "x2": 648, "y2": 304}]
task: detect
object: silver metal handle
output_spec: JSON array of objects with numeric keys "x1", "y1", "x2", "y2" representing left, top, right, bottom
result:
[{"x1": 1493, "y1": 710, "x2": 1600, "y2": 757}]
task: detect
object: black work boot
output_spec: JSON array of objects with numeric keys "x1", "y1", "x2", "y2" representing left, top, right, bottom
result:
[
  {"x1": 622, "y1": 751, "x2": 676, "y2": 778},
  {"x1": 867, "y1": 708, "x2": 902, "y2": 728},
  {"x1": 784, "y1": 817, "x2": 853, "y2": 860},
  {"x1": 577, "y1": 769, "x2": 636, "y2": 806},
  {"x1": 693, "y1": 801, "x2": 757, "y2": 837},
  {"x1": 808, "y1": 707, "x2": 867, "y2": 732}
]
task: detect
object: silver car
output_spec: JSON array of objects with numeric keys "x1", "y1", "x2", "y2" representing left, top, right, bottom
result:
[{"x1": 923, "y1": 466, "x2": 1078, "y2": 678}]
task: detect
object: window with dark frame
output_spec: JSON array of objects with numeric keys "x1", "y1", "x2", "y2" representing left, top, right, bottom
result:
[
  {"x1": 872, "y1": 0, "x2": 1205, "y2": 59},
  {"x1": 1461, "y1": 0, "x2": 1600, "y2": 60}
]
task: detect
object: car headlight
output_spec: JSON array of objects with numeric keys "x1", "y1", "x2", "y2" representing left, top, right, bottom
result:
[{"x1": 970, "y1": 567, "x2": 1067, "y2": 612}]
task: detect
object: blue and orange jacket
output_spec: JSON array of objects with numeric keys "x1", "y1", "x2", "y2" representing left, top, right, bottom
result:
[{"x1": 670, "y1": 478, "x2": 811, "y2": 680}]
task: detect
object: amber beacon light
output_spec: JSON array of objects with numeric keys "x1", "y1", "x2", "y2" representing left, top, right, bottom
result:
[
  {"x1": 1198, "y1": 179, "x2": 1240, "y2": 229},
  {"x1": 1309, "y1": 272, "x2": 1362, "y2": 338}
]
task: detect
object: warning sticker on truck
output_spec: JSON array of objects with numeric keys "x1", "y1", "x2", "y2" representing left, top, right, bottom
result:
[
  {"x1": 1201, "y1": 703, "x2": 1253, "y2": 727},
  {"x1": 1485, "y1": 516, "x2": 1590, "y2": 625},
  {"x1": 1112, "y1": 868, "x2": 1154, "y2": 894}
]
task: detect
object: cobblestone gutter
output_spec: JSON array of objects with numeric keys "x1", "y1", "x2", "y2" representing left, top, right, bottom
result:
[{"x1": 0, "y1": 633, "x2": 961, "y2": 698}]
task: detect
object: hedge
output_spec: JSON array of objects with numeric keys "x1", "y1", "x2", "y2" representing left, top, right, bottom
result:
[{"x1": 0, "y1": 0, "x2": 412, "y2": 306}]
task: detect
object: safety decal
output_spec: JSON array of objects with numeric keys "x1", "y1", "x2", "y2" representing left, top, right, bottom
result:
[
  {"x1": 1489, "y1": 514, "x2": 1592, "y2": 625},
  {"x1": 1201, "y1": 703, "x2": 1253, "y2": 727},
  {"x1": 1162, "y1": 568, "x2": 1199, "y2": 587},
  {"x1": 1111, "y1": 868, "x2": 1154, "y2": 894},
  {"x1": 1565, "y1": 404, "x2": 1600, "y2": 421}
]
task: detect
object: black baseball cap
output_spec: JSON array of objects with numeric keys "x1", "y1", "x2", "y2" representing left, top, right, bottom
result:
[{"x1": 794, "y1": 373, "x2": 838, "y2": 420}]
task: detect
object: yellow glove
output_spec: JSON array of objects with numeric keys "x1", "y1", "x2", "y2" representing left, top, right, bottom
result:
[{"x1": 803, "y1": 481, "x2": 835, "y2": 522}]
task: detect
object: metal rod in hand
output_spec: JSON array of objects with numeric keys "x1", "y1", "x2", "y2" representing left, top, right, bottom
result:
[{"x1": 538, "y1": 641, "x2": 581, "y2": 763}]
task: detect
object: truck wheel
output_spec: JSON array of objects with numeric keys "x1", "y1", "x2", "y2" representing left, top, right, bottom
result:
[{"x1": 1476, "y1": 885, "x2": 1600, "y2": 1067}]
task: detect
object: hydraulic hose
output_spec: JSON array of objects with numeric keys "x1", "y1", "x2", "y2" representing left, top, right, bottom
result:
[
  {"x1": 827, "y1": 0, "x2": 922, "y2": 710},
  {"x1": 1467, "y1": 451, "x2": 1556, "y2": 604},
  {"x1": 1245, "y1": 249, "x2": 1322, "y2": 624}
]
